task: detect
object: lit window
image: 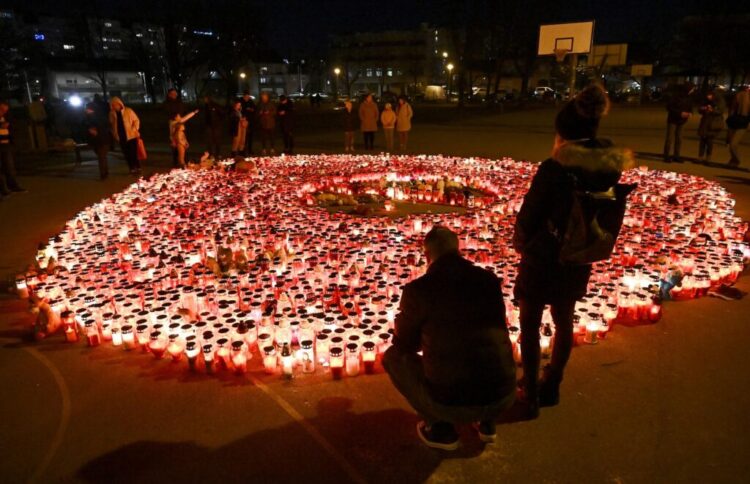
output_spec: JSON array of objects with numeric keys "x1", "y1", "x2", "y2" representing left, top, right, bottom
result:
[
  {"x1": 387, "y1": 69, "x2": 393, "y2": 77},
  {"x1": 366, "y1": 69, "x2": 373, "y2": 77},
  {"x1": 63, "y1": 44, "x2": 75, "y2": 50},
  {"x1": 104, "y1": 22, "x2": 112, "y2": 27},
  {"x1": 136, "y1": 33, "x2": 143, "y2": 37},
  {"x1": 375, "y1": 69, "x2": 382, "y2": 77},
  {"x1": 260, "y1": 77, "x2": 268, "y2": 84}
]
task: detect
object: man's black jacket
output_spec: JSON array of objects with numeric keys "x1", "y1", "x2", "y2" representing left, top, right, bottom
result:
[{"x1": 393, "y1": 253, "x2": 516, "y2": 406}]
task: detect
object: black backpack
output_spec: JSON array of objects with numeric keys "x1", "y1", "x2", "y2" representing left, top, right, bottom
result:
[{"x1": 557, "y1": 180, "x2": 637, "y2": 265}]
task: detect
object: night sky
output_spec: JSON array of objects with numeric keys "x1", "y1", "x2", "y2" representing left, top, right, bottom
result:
[{"x1": 4, "y1": 0, "x2": 744, "y2": 56}]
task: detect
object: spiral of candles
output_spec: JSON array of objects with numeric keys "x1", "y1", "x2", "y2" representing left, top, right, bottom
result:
[{"x1": 18, "y1": 154, "x2": 749, "y2": 379}]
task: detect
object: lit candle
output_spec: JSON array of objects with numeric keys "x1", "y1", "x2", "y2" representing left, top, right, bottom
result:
[
  {"x1": 185, "y1": 340, "x2": 199, "y2": 371},
  {"x1": 362, "y1": 341, "x2": 376, "y2": 374},
  {"x1": 345, "y1": 342, "x2": 360, "y2": 377},
  {"x1": 202, "y1": 343, "x2": 215, "y2": 373},
  {"x1": 121, "y1": 324, "x2": 135, "y2": 350},
  {"x1": 299, "y1": 339, "x2": 315, "y2": 373},
  {"x1": 85, "y1": 320, "x2": 100, "y2": 347},
  {"x1": 167, "y1": 334, "x2": 184, "y2": 361},
  {"x1": 329, "y1": 347, "x2": 344, "y2": 380},
  {"x1": 262, "y1": 345, "x2": 277, "y2": 374},
  {"x1": 231, "y1": 340, "x2": 247, "y2": 374},
  {"x1": 584, "y1": 322, "x2": 599, "y2": 345},
  {"x1": 150, "y1": 331, "x2": 167, "y2": 359}
]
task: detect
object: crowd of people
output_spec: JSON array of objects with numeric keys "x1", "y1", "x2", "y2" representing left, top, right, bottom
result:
[
  {"x1": 663, "y1": 84, "x2": 750, "y2": 166},
  {"x1": 161, "y1": 90, "x2": 414, "y2": 164}
]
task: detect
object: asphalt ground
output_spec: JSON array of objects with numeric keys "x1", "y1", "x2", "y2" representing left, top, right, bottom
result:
[{"x1": 1, "y1": 106, "x2": 749, "y2": 483}]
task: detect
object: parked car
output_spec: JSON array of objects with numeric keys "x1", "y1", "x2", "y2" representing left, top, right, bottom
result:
[{"x1": 534, "y1": 86, "x2": 555, "y2": 97}]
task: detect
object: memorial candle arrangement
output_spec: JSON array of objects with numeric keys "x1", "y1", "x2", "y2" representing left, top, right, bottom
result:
[{"x1": 18, "y1": 154, "x2": 749, "y2": 380}]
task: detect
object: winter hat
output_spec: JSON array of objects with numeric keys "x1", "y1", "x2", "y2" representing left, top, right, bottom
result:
[{"x1": 555, "y1": 84, "x2": 610, "y2": 141}]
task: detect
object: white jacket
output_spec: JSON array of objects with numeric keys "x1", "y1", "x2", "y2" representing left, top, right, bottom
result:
[{"x1": 109, "y1": 107, "x2": 140, "y2": 142}]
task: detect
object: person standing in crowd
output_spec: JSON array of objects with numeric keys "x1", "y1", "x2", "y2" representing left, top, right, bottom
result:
[
  {"x1": 383, "y1": 226, "x2": 516, "y2": 450},
  {"x1": 663, "y1": 83, "x2": 694, "y2": 163},
  {"x1": 202, "y1": 96, "x2": 224, "y2": 158},
  {"x1": 28, "y1": 96, "x2": 48, "y2": 151},
  {"x1": 240, "y1": 91, "x2": 256, "y2": 156},
  {"x1": 697, "y1": 89, "x2": 726, "y2": 163},
  {"x1": 108, "y1": 97, "x2": 141, "y2": 175},
  {"x1": 513, "y1": 84, "x2": 632, "y2": 418},
  {"x1": 164, "y1": 88, "x2": 185, "y2": 166},
  {"x1": 170, "y1": 108, "x2": 199, "y2": 167},
  {"x1": 342, "y1": 100, "x2": 357, "y2": 152},
  {"x1": 396, "y1": 96, "x2": 413, "y2": 151},
  {"x1": 380, "y1": 102, "x2": 396, "y2": 152},
  {"x1": 257, "y1": 92, "x2": 276, "y2": 155},
  {"x1": 277, "y1": 95, "x2": 295, "y2": 155},
  {"x1": 359, "y1": 94, "x2": 379, "y2": 150},
  {"x1": 229, "y1": 100, "x2": 247, "y2": 157},
  {"x1": 85, "y1": 101, "x2": 111, "y2": 180},
  {"x1": 727, "y1": 85, "x2": 750, "y2": 167},
  {"x1": 0, "y1": 101, "x2": 26, "y2": 199}
]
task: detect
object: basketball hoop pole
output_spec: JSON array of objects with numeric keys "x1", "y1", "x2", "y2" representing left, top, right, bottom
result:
[{"x1": 568, "y1": 54, "x2": 577, "y2": 99}]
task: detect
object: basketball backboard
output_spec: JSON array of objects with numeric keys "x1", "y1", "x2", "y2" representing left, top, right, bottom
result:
[
  {"x1": 538, "y1": 21, "x2": 595, "y2": 56},
  {"x1": 587, "y1": 43, "x2": 628, "y2": 67}
]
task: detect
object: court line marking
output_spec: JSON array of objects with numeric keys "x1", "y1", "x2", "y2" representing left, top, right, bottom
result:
[
  {"x1": 248, "y1": 375, "x2": 368, "y2": 484},
  {"x1": 22, "y1": 346, "x2": 72, "y2": 484}
]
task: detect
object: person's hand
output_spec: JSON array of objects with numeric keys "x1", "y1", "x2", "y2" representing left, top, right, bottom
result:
[{"x1": 194, "y1": 109, "x2": 200, "y2": 114}]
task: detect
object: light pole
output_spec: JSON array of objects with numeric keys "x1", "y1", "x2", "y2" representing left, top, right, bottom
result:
[
  {"x1": 239, "y1": 72, "x2": 246, "y2": 94},
  {"x1": 333, "y1": 67, "x2": 341, "y2": 100},
  {"x1": 446, "y1": 63, "x2": 454, "y2": 102}
]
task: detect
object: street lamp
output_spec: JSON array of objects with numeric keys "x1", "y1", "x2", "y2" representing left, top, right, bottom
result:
[
  {"x1": 446, "y1": 63, "x2": 454, "y2": 102},
  {"x1": 442, "y1": 51, "x2": 448, "y2": 59},
  {"x1": 333, "y1": 67, "x2": 341, "y2": 99},
  {"x1": 239, "y1": 72, "x2": 246, "y2": 79}
]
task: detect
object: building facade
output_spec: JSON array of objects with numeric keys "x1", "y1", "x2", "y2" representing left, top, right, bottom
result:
[{"x1": 330, "y1": 24, "x2": 454, "y2": 97}]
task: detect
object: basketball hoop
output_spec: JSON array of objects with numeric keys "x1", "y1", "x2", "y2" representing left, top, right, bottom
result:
[{"x1": 554, "y1": 48, "x2": 570, "y2": 63}]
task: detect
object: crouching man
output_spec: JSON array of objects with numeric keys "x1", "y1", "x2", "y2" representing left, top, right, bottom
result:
[{"x1": 383, "y1": 226, "x2": 516, "y2": 450}]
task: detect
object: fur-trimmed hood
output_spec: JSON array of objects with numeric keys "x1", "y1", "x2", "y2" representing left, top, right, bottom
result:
[
  {"x1": 555, "y1": 139, "x2": 635, "y2": 173},
  {"x1": 553, "y1": 139, "x2": 634, "y2": 191}
]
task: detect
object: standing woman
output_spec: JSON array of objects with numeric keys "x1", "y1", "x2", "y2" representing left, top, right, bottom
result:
[
  {"x1": 229, "y1": 100, "x2": 247, "y2": 157},
  {"x1": 380, "y1": 102, "x2": 396, "y2": 152},
  {"x1": 396, "y1": 96, "x2": 413, "y2": 151},
  {"x1": 342, "y1": 100, "x2": 357, "y2": 152},
  {"x1": 513, "y1": 84, "x2": 633, "y2": 417},
  {"x1": 697, "y1": 90, "x2": 726, "y2": 163},
  {"x1": 359, "y1": 94, "x2": 379, "y2": 150},
  {"x1": 109, "y1": 97, "x2": 141, "y2": 174}
]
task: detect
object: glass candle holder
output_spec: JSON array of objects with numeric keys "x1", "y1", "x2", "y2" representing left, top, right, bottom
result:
[
  {"x1": 231, "y1": 340, "x2": 247, "y2": 374},
  {"x1": 263, "y1": 345, "x2": 277, "y2": 374},
  {"x1": 362, "y1": 341, "x2": 377, "y2": 374},
  {"x1": 299, "y1": 339, "x2": 315, "y2": 373},
  {"x1": 345, "y1": 342, "x2": 360, "y2": 377},
  {"x1": 203, "y1": 342, "x2": 215, "y2": 373},
  {"x1": 281, "y1": 342, "x2": 293, "y2": 379},
  {"x1": 584, "y1": 322, "x2": 599, "y2": 345},
  {"x1": 85, "y1": 320, "x2": 101, "y2": 347},
  {"x1": 185, "y1": 340, "x2": 199, "y2": 371},
  {"x1": 329, "y1": 347, "x2": 344, "y2": 380},
  {"x1": 121, "y1": 324, "x2": 135, "y2": 350},
  {"x1": 150, "y1": 331, "x2": 167, "y2": 359},
  {"x1": 167, "y1": 333, "x2": 184, "y2": 362}
]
